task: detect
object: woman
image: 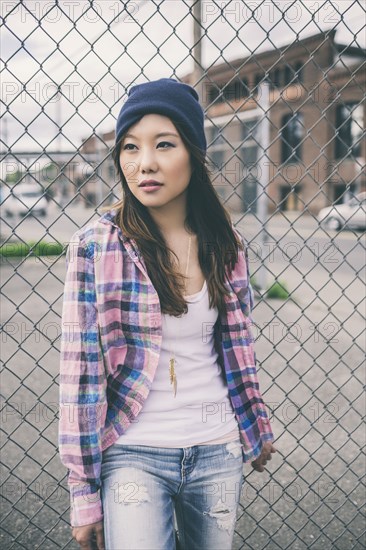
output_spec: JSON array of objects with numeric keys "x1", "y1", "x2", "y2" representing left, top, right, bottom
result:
[{"x1": 58, "y1": 78, "x2": 276, "y2": 550}]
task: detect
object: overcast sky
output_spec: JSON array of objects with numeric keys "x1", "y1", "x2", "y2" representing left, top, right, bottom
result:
[{"x1": 1, "y1": 0, "x2": 365, "y2": 163}]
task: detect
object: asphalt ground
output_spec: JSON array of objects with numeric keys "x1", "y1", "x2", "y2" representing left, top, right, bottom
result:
[{"x1": 1, "y1": 206, "x2": 364, "y2": 549}]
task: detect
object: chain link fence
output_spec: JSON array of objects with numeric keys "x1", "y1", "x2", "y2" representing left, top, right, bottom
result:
[{"x1": 1, "y1": 1, "x2": 365, "y2": 548}]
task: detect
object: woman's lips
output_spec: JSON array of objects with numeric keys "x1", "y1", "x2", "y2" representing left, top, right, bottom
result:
[{"x1": 140, "y1": 184, "x2": 163, "y2": 192}]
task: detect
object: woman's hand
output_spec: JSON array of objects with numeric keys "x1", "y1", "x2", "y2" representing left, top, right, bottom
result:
[
  {"x1": 251, "y1": 441, "x2": 277, "y2": 472},
  {"x1": 72, "y1": 521, "x2": 105, "y2": 550}
]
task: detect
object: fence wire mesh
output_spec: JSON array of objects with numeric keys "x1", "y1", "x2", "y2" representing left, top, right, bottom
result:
[{"x1": 1, "y1": 0, "x2": 365, "y2": 549}]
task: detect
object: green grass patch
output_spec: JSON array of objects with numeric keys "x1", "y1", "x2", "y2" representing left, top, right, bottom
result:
[
  {"x1": 0, "y1": 240, "x2": 66, "y2": 257},
  {"x1": 250, "y1": 276, "x2": 260, "y2": 292},
  {"x1": 265, "y1": 280, "x2": 290, "y2": 300}
]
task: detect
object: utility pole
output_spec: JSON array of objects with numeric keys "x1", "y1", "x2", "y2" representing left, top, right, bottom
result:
[
  {"x1": 95, "y1": 135, "x2": 104, "y2": 212},
  {"x1": 256, "y1": 81, "x2": 271, "y2": 293},
  {"x1": 56, "y1": 88, "x2": 62, "y2": 151},
  {"x1": 2, "y1": 116, "x2": 8, "y2": 149},
  {"x1": 192, "y1": 0, "x2": 204, "y2": 103}
]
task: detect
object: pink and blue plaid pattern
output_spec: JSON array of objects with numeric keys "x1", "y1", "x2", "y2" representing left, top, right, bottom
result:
[{"x1": 58, "y1": 209, "x2": 274, "y2": 527}]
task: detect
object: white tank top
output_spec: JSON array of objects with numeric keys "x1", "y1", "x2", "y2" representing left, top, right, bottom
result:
[{"x1": 115, "y1": 280, "x2": 240, "y2": 447}]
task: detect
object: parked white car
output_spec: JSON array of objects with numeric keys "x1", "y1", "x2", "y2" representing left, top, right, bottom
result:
[
  {"x1": 3, "y1": 184, "x2": 48, "y2": 218},
  {"x1": 317, "y1": 192, "x2": 366, "y2": 231}
]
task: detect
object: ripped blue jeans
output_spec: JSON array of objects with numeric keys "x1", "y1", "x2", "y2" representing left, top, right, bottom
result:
[{"x1": 100, "y1": 439, "x2": 244, "y2": 550}]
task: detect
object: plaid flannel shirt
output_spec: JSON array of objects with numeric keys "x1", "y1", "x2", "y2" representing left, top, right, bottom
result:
[{"x1": 58, "y1": 209, "x2": 274, "y2": 527}]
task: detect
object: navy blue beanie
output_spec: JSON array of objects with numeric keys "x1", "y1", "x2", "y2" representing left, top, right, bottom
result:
[{"x1": 115, "y1": 78, "x2": 207, "y2": 154}]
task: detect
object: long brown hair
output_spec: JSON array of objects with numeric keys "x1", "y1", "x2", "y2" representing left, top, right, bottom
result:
[{"x1": 107, "y1": 117, "x2": 245, "y2": 317}]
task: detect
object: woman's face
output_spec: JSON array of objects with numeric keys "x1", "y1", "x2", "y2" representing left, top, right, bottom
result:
[{"x1": 119, "y1": 113, "x2": 192, "y2": 210}]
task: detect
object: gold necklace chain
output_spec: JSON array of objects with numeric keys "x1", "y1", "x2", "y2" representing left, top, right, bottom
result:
[{"x1": 169, "y1": 234, "x2": 192, "y2": 397}]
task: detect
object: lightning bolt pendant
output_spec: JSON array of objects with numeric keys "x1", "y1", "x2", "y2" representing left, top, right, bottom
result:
[{"x1": 169, "y1": 357, "x2": 177, "y2": 397}]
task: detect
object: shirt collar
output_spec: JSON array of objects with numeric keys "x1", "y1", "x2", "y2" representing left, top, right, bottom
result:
[
  {"x1": 99, "y1": 208, "x2": 145, "y2": 265},
  {"x1": 99, "y1": 208, "x2": 129, "y2": 243}
]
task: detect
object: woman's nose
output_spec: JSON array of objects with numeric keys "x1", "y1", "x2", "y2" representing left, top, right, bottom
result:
[{"x1": 139, "y1": 147, "x2": 158, "y2": 172}]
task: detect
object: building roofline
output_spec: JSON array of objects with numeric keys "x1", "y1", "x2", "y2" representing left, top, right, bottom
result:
[
  {"x1": 208, "y1": 29, "x2": 337, "y2": 75},
  {"x1": 334, "y1": 43, "x2": 366, "y2": 57},
  {"x1": 182, "y1": 28, "x2": 363, "y2": 81}
]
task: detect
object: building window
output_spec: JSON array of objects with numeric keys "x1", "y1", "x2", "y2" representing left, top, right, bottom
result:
[
  {"x1": 209, "y1": 125, "x2": 225, "y2": 147},
  {"x1": 294, "y1": 61, "x2": 303, "y2": 83},
  {"x1": 253, "y1": 72, "x2": 273, "y2": 93},
  {"x1": 335, "y1": 102, "x2": 363, "y2": 159},
  {"x1": 221, "y1": 81, "x2": 242, "y2": 102},
  {"x1": 279, "y1": 184, "x2": 301, "y2": 211},
  {"x1": 211, "y1": 150, "x2": 225, "y2": 174},
  {"x1": 268, "y1": 67, "x2": 281, "y2": 90},
  {"x1": 241, "y1": 119, "x2": 258, "y2": 142},
  {"x1": 272, "y1": 67, "x2": 282, "y2": 88},
  {"x1": 281, "y1": 112, "x2": 304, "y2": 164},
  {"x1": 108, "y1": 163, "x2": 115, "y2": 179},
  {"x1": 207, "y1": 85, "x2": 220, "y2": 104},
  {"x1": 253, "y1": 73, "x2": 262, "y2": 93},
  {"x1": 207, "y1": 124, "x2": 228, "y2": 189},
  {"x1": 333, "y1": 182, "x2": 358, "y2": 205},
  {"x1": 208, "y1": 79, "x2": 249, "y2": 104},
  {"x1": 240, "y1": 119, "x2": 259, "y2": 213},
  {"x1": 238, "y1": 78, "x2": 250, "y2": 98},
  {"x1": 283, "y1": 64, "x2": 293, "y2": 85},
  {"x1": 283, "y1": 63, "x2": 303, "y2": 85}
]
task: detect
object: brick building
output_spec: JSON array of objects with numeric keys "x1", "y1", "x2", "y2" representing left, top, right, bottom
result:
[{"x1": 183, "y1": 29, "x2": 365, "y2": 215}]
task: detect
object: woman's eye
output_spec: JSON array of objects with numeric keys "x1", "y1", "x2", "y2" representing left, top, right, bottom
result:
[
  {"x1": 158, "y1": 141, "x2": 174, "y2": 148},
  {"x1": 122, "y1": 143, "x2": 136, "y2": 150}
]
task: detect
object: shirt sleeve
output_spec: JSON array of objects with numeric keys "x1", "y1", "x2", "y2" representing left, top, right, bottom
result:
[
  {"x1": 58, "y1": 230, "x2": 108, "y2": 527},
  {"x1": 233, "y1": 227, "x2": 275, "y2": 447}
]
